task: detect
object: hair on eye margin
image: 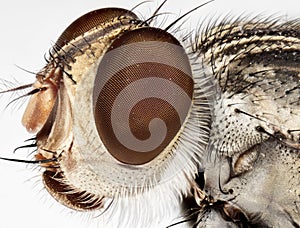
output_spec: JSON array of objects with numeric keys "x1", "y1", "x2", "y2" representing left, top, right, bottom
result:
[
  {"x1": 167, "y1": 204, "x2": 207, "y2": 228},
  {"x1": 50, "y1": 47, "x2": 74, "y2": 70},
  {"x1": 130, "y1": 0, "x2": 153, "y2": 12},
  {"x1": 69, "y1": 42, "x2": 85, "y2": 55},
  {"x1": 4, "y1": 87, "x2": 47, "y2": 109},
  {"x1": 166, "y1": 217, "x2": 195, "y2": 228},
  {"x1": 0, "y1": 156, "x2": 57, "y2": 164},
  {"x1": 182, "y1": 30, "x2": 194, "y2": 42},
  {"x1": 140, "y1": 12, "x2": 172, "y2": 27},
  {"x1": 52, "y1": 45, "x2": 76, "y2": 65},
  {"x1": 144, "y1": 0, "x2": 168, "y2": 25},
  {"x1": 13, "y1": 143, "x2": 37, "y2": 153},
  {"x1": 62, "y1": 69, "x2": 77, "y2": 84},
  {"x1": 164, "y1": 0, "x2": 215, "y2": 32},
  {"x1": 46, "y1": 48, "x2": 77, "y2": 84},
  {"x1": 0, "y1": 83, "x2": 33, "y2": 94},
  {"x1": 40, "y1": 148, "x2": 59, "y2": 155},
  {"x1": 93, "y1": 198, "x2": 114, "y2": 219},
  {"x1": 24, "y1": 137, "x2": 37, "y2": 142},
  {"x1": 44, "y1": 52, "x2": 50, "y2": 63},
  {"x1": 14, "y1": 65, "x2": 40, "y2": 76}
]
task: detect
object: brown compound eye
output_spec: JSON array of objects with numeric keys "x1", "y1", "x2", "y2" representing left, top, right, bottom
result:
[
  {"x1": 21, "y1": 8, "x2": 140, "y2": 134},
  {"x1": 93, "y1": 27, "x2": 194, "y2": 165}
]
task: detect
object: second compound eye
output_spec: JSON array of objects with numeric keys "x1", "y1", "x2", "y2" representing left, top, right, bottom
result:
[{"x1": 93, "y1": 27, "x2": 194, "y2": 165}]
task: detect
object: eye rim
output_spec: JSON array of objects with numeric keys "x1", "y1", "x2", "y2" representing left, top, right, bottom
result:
[
  {"x1": 54, "y1": 8, "x2": 140, "y2": 51},
  {"x1": 92, "y1": 26, "x2": 194, "y2": 165}
]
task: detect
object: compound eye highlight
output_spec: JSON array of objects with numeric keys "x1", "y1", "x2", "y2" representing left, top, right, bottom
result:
[{"x1": 93, "y1": 27, "x2": 194, "y2": 165}]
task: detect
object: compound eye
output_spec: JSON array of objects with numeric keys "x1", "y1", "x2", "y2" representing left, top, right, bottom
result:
[{"x1": 93, "y1": 27, "x2": 194, "y2": 165}]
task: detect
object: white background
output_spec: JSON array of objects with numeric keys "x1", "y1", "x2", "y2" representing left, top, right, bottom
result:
[{"x1": 0, "y1": 1, "x2": 298, "y2": 228}]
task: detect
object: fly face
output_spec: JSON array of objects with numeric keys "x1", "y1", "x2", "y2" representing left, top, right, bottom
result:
[
  {"x1": 4, "y1": 5, "x2": 211, "y2": 227},
  {"x1": 193, "y1": 19, "x2": 300, "y2": 227},
  {"x1": 1, "y1": 1, "x2": 299, "y2": 228}
]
